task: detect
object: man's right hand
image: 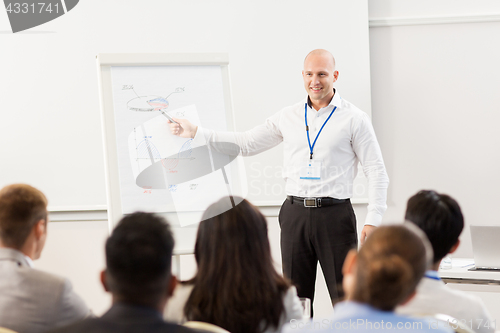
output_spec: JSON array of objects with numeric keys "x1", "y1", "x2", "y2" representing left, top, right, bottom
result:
[{"x1": 168, "y1": 118, "x2": 198, "y2": 139}]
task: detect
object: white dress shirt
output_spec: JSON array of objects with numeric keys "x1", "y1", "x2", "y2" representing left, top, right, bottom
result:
[
  {"x1": 24, "y1": 254, "x2": 34, "y2": 267},
  {"x1": 396, "y1": 270, "x2": 495, "y2": 333},
  {"x1": 193, "y1": 91, "x2": 389, "y2": 226}
]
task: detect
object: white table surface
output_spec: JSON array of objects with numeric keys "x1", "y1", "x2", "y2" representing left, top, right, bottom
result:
[{"x1": 439, "y1": 258, "x2": 500, "y2": 283}]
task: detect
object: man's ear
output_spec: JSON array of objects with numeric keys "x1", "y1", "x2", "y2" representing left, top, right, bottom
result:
[
  {"x1": 399, "y1": 290, "x2": 417, "y2": 306},
  {"x1": 342, "y1": 249, "x2": 357, "y2": 275},
  {"x1": 34, "y1": 219, "x2": 46, "y2": 240},
  {"x1": 341, "y1": 249, "x2": 358, "y2": 299},
  {"x1": 167, "y1": 275, "x2": 178, "y2": 298},
  {"x1": 100, "y1": 270, "x2": 110, "y2": 292},
  {"x1": 449, "y1": 240, "x2": 460, "y2": 254}
]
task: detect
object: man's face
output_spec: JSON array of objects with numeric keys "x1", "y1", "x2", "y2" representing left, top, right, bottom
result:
[{"x1": 302, "y1": 53, "x2": 338, "y2": 109}]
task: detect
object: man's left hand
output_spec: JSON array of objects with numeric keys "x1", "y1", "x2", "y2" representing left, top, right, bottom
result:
[{"x1": 360, "y1": 225, "x2": 377, "y2": 246}]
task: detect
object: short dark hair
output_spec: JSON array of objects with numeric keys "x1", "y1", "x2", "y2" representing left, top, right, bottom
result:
[
  {"x1": 405, "y1": 190, "x2": 464, "y2": 264},
  {"x1": 0, "y1": 184, "x2": 48, "y2": 249},
  {"x1": 105, "y1": 212, "x2": 174, "y2": 306}
]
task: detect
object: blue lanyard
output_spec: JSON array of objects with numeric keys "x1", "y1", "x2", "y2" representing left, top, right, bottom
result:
[
  {"x1": 305, "y1": 103, "x2": 337, "y2": 159},
  {"x1": 424, "y1": 272, "x2": 441, "y2": 281}
]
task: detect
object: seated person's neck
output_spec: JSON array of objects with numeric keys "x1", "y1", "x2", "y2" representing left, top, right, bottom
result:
[{"x1": 430, "y1": 262, "x2": 441, "y2": 271}]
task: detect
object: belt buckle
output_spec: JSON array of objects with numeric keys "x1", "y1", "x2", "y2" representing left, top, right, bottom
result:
[{"x1": 304, "y1": 198, "x2": 317, "y2": 208}]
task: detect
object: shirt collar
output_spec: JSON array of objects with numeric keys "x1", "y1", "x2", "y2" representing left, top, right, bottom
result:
[
  {"x1": 334, "y1": 300, "x2": 386, "y2": 316},
  {"x1": 0, "y1": 248, "x2": 31, "y2": 267},
  {"x1": 24, "y1": 255, "x2": 35, "y2": 268},
  {"x1": 103, "y1": 302, "x2": 164, "y2": 322},
  {"x1": 307, "y1": 88, "x2": 342, "y2": 110},
  {"x1": 330, "y1": 88, "x2": 342, "y2": 108},
  {"x1": 424, "y1": 270, "x2": 440, "y2": 280}
]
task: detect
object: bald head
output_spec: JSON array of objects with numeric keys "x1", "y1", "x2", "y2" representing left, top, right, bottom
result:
[{"x1": 304, "y1": 49, "x2": 336, "y2": 70}]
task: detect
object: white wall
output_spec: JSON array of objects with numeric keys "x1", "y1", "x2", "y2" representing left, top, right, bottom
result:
[
  {"x1": 369, "y1": 0, "x2": 500, "y2": 323},
  {"x1": 369, "y1": 0, "x2": 500, "y2": 18},
  {"x1": 36, "y1": 212, "x2": 111, "y2": 315},
  {"x1": 368, "y1": 0, "x2": 500, "y2": 258}
]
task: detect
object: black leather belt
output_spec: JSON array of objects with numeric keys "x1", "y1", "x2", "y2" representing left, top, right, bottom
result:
[{"x1": 287, "y1": 195, "x2": 346, "y2": 207}]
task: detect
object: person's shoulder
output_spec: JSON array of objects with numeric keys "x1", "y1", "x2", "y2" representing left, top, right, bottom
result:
[
  {"x1": 415, "y1": 278, "x2": 486, "y2": 309},
  {"x1": 2, "y1": 261, "x2": 68, "y2": 290},
  {"x1": 176, "y1": 282, "x2": 195, "y2": 293},
  {"x1": 398, "y1": 279, "x2": 492, "y2": 327},
  {"x1": 164, "y1": 283, "x2": 193, "y2": 323},
  {"x1": 440, "y1": 283, "x2": 490, "y2": 312},
  {"x1": 45, "y1": 317, "x2": 100, "y2": 333},
  {"x1": 24, "y1": 266, "x2": 67, "y2": 286},
  {"x1": 47, "y1": 317, "x2": 197, "y2": 333},
  {"x1": 18, "y1": 268, "x2": 86, "y2": 312},
  {"x1": 164, "y1": 322, "x2": 197, "y2": 332},
  {"x1": 281, "y1": 285, "x2": 300, "y2": 306},
  {"x1": 283, "y1": 285, "x2": 298, "y2": 296}
]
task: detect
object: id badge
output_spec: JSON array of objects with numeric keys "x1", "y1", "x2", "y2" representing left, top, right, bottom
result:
[{"x1": 300, "y1": 159, "x2": 322, "y2": 180}]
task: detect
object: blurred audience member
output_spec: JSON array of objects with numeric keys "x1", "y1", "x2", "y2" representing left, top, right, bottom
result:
[
  {"x1": 283, "y1": 224, "x2": 452, "y2": 333},
  {"x1": 0, "y1": 184, "x2": 89, "y2": 333},
  {"x1": 164, "y1": 197, "x2": 303, "y2": 333},
  {"x1": 397, "y1": 190, "x2": 494, "y2": 333}
]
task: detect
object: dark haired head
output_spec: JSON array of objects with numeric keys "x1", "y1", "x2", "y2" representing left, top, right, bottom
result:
[
  {"x1": 405, "y1": 190, "x2": 464, "y2": 264},
  {"x1": 0, "y1": 184, "x2": 48, "y2": 249},
  {"x1": 349, "y1": 224, "x2": 431, "y2": 311},
  {"x1": 184, "y1": 197, "x2": 291, "y2": 333},
  {"x1": 104, "y1": 212, "x2": 174, "y2": 308}
]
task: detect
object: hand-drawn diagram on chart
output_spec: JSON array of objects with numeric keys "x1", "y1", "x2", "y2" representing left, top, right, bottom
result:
[
  {"x1": 127, "y1": 86, "x2": 184, "y2": 116},
  {"x1": 110, "y1": 65, "x2": 246, "y2": 224},
  {"x1": 123, "y1": 85, "x2": 191, "y2": 184},
  {"x1": 123, "y1": 85, "x2": 237, "y2": 221},
  {"x1": 127, "y1": 102, "x2": 199, "y2": 189}
]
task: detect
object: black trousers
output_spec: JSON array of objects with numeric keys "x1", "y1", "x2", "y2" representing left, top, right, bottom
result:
[{"x1": 279, "y1": 198, "x2": 357, "y2": 314}]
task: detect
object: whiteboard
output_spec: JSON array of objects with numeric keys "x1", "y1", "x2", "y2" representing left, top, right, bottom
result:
[
  {"x1": 98, "y1": 54, "x2": 248, "y2": 234},
  {"x1": 0, "y1": 0, "x2": 372, "y2": 213}
]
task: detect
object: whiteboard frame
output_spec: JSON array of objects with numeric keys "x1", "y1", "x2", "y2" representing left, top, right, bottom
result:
[{"x1": 96, "y1": 53, "x2": 235, "y2": 232}]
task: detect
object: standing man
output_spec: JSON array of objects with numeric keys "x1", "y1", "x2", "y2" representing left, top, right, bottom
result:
[
  {"x1": 0, "y1": 184, "x2": 90, "y2": 333},
  {"x1": 168, "y1": 49, "x2": 389, "y2": 310}
]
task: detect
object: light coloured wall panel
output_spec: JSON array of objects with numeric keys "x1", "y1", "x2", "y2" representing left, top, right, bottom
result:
[{"x1": 36, "y1": 220, "x2": 111, "y2": 316}]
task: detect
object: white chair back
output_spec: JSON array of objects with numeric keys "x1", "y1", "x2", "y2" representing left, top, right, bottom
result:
[
  {"x1": 432, "y1": 314, "x2": 476, "y2": 333},
  {"x1": 0, "y1": 327, "x2": 18, "y2": 333},
  {"x1": 183, "y1": 321, "x2": 230, "y2": 333},
  {"x1": 411, "y1": 313, "x2": 476, "y2": 333}
]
